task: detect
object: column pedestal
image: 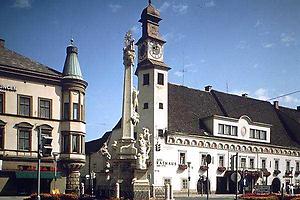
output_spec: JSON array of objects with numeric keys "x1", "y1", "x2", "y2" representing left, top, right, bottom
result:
[
  {"x1": 65, "y1": 171, "x2": 80, "y2": 194},
  {"x1": 133, "y1": 169, "x2": 150, "y2": 200}
]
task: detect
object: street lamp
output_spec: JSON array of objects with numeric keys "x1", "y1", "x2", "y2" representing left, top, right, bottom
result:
[
  {"x1": 187, "y1": 162, "x2": 191, "y2": 197},
  {"x1": 52, "y1": 152, "x2": 59, "y2": 192},
  {"x1": 90, "y1": 171, "x2": 96, "y2": 196}
]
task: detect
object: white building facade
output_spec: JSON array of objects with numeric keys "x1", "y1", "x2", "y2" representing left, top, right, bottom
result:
[{"x1": 90, "y1": 1, "x2": 300, "y2": 197}]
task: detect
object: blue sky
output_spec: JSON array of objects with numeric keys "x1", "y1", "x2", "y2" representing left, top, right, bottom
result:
[{"x1": 1, "y1": 0, "x2": 300, "y2": 141}]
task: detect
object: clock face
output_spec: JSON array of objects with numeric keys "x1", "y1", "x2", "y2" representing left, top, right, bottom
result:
[
  {"x1": 149, "y1": 41, "x2": 163, "y2": 59},
  {"x1": 138, "y1": 42, "x2": 147, "y2": 61}
]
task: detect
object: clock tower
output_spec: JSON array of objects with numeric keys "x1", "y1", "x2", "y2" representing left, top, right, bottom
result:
[{"x1": 135, "y1": 1, "x2": 170, "y2": 186}]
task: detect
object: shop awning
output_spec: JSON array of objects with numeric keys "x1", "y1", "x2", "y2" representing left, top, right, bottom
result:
[{"x1": 15, "y1": 171, "x2": 62, "y2": 179}]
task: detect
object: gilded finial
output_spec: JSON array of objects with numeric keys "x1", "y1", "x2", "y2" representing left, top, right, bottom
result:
[{"x1": 70, "y1": 38, "x2": 74, "y2": 46}]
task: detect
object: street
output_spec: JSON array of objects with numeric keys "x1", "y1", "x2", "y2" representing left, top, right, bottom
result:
[
  {"x1": 0, "y1": 197, "x2": 27, "y2": 200},
  {"x1": 175, "y1": 194, "x2": 237, "y2": 200}
]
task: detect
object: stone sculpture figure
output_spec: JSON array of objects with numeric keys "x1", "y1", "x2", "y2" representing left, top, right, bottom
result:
[
  {"x1": 131, "y1": 87, "x2": 140, "y2": 126},
  {"x1": 100, "y1": 142, "x2": 111, "y2": 180},
  {"x1": 137, "y1": 128, "x2": 151, "y2": 169},
  {"x1": 100, "y1": 142, "x2": 111, "y2": 160},
  {"x1": 123, "y1": 31, "x2": 135, "y2": 67}
]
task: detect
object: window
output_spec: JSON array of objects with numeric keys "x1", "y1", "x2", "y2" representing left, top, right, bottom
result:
[
  {"x1": 158, "y1": 129, "x2": 164, "y2": 137},
  {"x1": 182, "y1": 179, "x2": 188, "y2": 189},
  {"x1": 232, "y1": 126, "x2": 238, "y2": 136},
  {"x1": 241, "y1": 158, "x2": 246, "y2": 168},
  {"x1": 39, "y1": 98, "x2": 51, "y2": 119},
  {"x1": 159, "y1": 103, "x2": 163, "y2": 109},
  {"x1": 261, "y1": 159, "x2": 266, "y2": 169},
  {"x1": 275, "y1": 160, "x2": 279, "y2": 170},
  {"x1": 201, "y1": 154, "x2": 207, "y2": 166},
  {"x1": 225, "y1": 125, "x2": 231, "y2": 135},
  {"x1": 250, "y1": 129, "x2": 255, "y2": 138},
  {"x1": 164, "y1": 178, "x2": 171, "y2": 185},
  {"x1": 158, "y1": 73, "x2": 164, "y2": 85},
  {"x1": 218, "y1": 124, "x2": 224, "y2": 134},
  {"x1": 179, "y1": 152, "x2": 186, "y2": 165},
  {"x1": 73, "y1": 103, "x2": 79, "y2": 120},
  {"x1": 18, "y1": 129, "x2": 30, "y2": 151},
  {"x1": 72, "y1": 134, "x2": 80, "y2": 153},
  {"x1": 250, "y1": 128, "x2": 267, "y2": 140},
  {"x1": 260, "y1": 131, "x2": 266, "y2": 140},
  {"x1": 250, "y1": 158, "x2": 254, "y2": 169},
  {"x1": 62, "y1": 134, "x2": 69, "y2": 153},
  {"x1": 63, "y1": 103, "x2": 69, "y2": 120},
  {"x1": 143, "y1": 103, "x2": 148, "y2": 109},
  {"x1": 218, "y1": 124, "x2": 238, "y2": 136},
  {"x1": 286, "y1": 161, "x2": 291, "y2": 172},
  {"x1": 0, "y1": 125, "x2": 4, "y2": 149},
  {"x1": 18, "y1": 95, "x2": 31, "y2": 116},
  {"x1": 143, "y1": 73, "x2": 149, "y2": 85},
  {"x1": 219, "y1": 155, "x2": 224, "y2": 167},
  {"x1": 296, "y1": 162, "x2": 300, "y2": 172},
  {"x1": 0, "y1": 93, "x2": 4, "y2": 113}
]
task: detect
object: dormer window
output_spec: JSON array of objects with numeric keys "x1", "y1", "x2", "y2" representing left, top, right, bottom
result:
[
  {"x1": 250, "y1": 129, "x2": 267, "y2": 140},
  {"x1": 218, "y1": 124, "x2": 237, "y2": 136}
]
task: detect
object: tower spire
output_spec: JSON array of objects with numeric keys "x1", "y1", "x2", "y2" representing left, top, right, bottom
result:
[{"x1": 148, "y1": 0, "x2": 151, "y2": 5}]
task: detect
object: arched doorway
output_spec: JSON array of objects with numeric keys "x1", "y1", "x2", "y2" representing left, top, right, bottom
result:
[
  {"x1": 271, "y1": 178, "x2": 281, "y2": 193},
  {"x1": 197, "y1": 176, "x2": 210, "y2": 195}
]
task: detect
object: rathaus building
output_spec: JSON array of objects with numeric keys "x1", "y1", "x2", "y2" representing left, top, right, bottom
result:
[{"x1": 85, "y1": 1, "x2": 300, "y2": 197}]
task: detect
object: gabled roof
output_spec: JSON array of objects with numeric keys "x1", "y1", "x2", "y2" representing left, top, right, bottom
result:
[
  {"x1": 168, "y1": 83, "x2": 223, "y2": 135},
  {"x1": 85, "y1": 131, "x2": 111, "y2": 155},
  {"x1": 0, "y1": 46, "x2": 61, "y2": 77},
  {"x1": 168, "y1": 83, "x2": 300, "y2": 148}
]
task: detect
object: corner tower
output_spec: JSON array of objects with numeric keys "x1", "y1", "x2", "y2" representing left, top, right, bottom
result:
[
  {"x1": 60, "y1": 40, "x2": 88, "y2": 193},
  {"x1": 135, "y1": 1, "x2": 170, "y2": 185}
]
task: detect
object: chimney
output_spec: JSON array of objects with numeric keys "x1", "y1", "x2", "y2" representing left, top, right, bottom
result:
[
  {"x1": 205, "y1": 85, "x2": 212, "y2": 92},
  {"x1": 297, "y1": 106, "x2": 300, "y2": 111},
  {"x1": 0, "y1": 39, "x2": 5, "y2": 48},
  {"x1": 242, "y1": 93, "x2": 248, "y2": 97},
  {"x1": 273, "y1": 101, "x2": 279, "y2": 110}
]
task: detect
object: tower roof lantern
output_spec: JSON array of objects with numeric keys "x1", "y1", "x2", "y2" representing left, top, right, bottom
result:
[
  {"x1": 62, "y1": 39, "x2": 83, "y2": 80},
  {"x1": 140, "y1": 2, "x2": 161, "y2": 22}
]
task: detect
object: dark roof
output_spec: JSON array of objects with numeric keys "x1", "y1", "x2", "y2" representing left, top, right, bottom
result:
[
  {"x1": 168, "y1": 83, "x2": 223, "y2": 135},
  {"x1": 85, "y1": 131, "x2": 111, "y2": 154},
  {"x1": 168, "y1": 83, "x2": 300, "y2": 148},
  {"x1": 0, "y1": 46, "x2": 61, "y2": 77}
]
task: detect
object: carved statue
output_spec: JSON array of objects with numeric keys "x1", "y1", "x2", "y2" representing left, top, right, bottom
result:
[
  {"x1": 100, "y1": 142, "x2": 111, "y2": 160},
  {"x1": 123, "y1": 31, "x2": 135, "y2": 67},
  {"x1": 131, "y1": 87, "x2": 140, "y2": 126},
  {"x1": 132, "y1": 87, "x2": 139, "y2": 112},
  {"x1": 137, "y1": 128, "x2": 151, "y2": 169},
  {"x1": 112, "y1": 140, "x2": 118, "y2": 151}
]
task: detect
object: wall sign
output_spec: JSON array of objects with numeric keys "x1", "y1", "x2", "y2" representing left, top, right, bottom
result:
[
  {"x1": 0, "y1": 84, "x2": 17, "y2": 92},
  {"x1": 156, "y1": 159, "x2": 177, "y2": 167}
]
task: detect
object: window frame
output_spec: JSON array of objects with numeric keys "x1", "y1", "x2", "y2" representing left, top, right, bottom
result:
[
  {"x1": 143, "y1": 103, "x2": 149, "y2": 109},
  {"x1": 0, "y1": 123, "x2": 5, "y2": 149},
  {"x1": 18, "y1": 95, "x2": 32, "y2": 117},
  {"x1": 73, "y1": 102, "x2": 79, "y2": 120},
  {"x1": 275, "y1": 160, "x2": 279, "y2": 170},
  {"x1": 179, "y1": 151, "x2": 186, "y2": 165},
  {"x1": 18, "y1": 128, "x2": 31, "y2": 151},
  {"x1": 249, "y1": 158, "x2": 255, "y2": 169},
  {"x1": 182, "y1": 179, "x2": 188, "y2": 190},
  {"x1": 38, "y1": 97, "x2": 52, "y2": 119},
  {"x1": 159, "y1": 103, "x2": 163, "y2": 109},
  {"x1": 143, "y1": 73, "x2": 150, "y2": 85},
  {"x1": 218, "y1": 155, "x2": 224, "y2": 167},
  {"x1": 158, "y1": 73, "x2": 164, "y2": 85},
  {"x1": 0, "y1": 92, "x2": 5, "y2": 114}
]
